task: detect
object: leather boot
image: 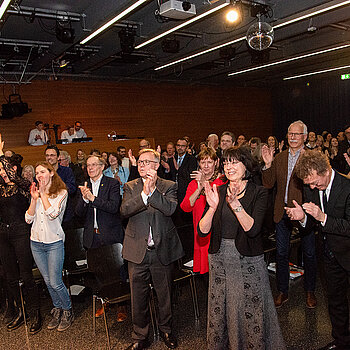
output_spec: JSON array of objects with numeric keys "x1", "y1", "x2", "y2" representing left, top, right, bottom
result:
[
  {"x1": 3, "y1": 300, "x2": 17, "y2": 325},
  {"x1": 7, "y1": 307, "x2": 27, "y2": 331},
  {"x1": 29, "y1": 309, "x2": 42, "y2": 335}
]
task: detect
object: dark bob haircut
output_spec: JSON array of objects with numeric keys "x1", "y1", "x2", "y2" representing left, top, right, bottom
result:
[{"x1": 222, "y1": 146, "x2": 258, "y2": 181}]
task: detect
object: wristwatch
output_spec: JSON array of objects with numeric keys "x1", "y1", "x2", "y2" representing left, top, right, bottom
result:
[{"x1": 233, "y1": 205, "x2": 243, "y2": 212}]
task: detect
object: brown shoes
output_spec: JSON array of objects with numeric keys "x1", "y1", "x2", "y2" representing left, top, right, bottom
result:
[
  {"x1": 306, "y1": 291, "x2": 317, "y2": 308},
  {"x1": 274, "y1": 292, "x2": 288, "y2": 308},
  {"x1": 117, "y1": 305, "x2": 127, "y2": 323}
]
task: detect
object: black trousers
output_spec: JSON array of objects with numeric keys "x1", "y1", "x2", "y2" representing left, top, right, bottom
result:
[
  {"x1": 324, "y1": 253, "x2": 350, "y2": 347},
  {"x1": 128, "y1": 249, "x2": 173, "y2": 341},
  {"x1": 0, "y1": 223, "x2": 40, "y2": 311}
]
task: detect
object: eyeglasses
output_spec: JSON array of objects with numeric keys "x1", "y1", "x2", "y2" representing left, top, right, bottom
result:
[
  {"x1": 287, "y1": 132, "x2": 304, "y2": 137},
  {"x1": 137, "y1": 159, "x2": 158, "y2": 166},
  {"x1": 176, "y1": 144, "x2": 187, "y2": 148},
  {"x1": 87, "y1": 163, "x2": 102, "y2": 168}
]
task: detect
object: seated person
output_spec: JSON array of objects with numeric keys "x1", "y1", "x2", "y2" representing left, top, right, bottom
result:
[
  {"x1": 61, "y1": 126, "x2": 76, "y2": 143},
  {"x1": 28, "y1": 121, "x2": 48, "y2": 146}
]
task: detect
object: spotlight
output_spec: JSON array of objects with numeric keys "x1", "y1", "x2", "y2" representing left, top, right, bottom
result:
[
  {"x1": 246, "y1": 14, "x2": 274, "y2": 51},
  {"x1": 119, "y1": 27, "x2": 136, "y2": 54},
  {"x1": 56, "y1": 20, "x2": 75, "y2": 44},
  {"x1": 226, "y1": 8, "x2": 239, "y2": 23}
]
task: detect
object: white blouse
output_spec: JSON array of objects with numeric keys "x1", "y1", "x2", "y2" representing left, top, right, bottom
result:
[{"x1": 25, "y1": 190, "x2": 68, "y2": 244}]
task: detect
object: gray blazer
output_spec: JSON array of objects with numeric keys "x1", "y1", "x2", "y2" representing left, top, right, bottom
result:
[{"x1": 120, "y1": 177, "x2": 184, "y2": 265}]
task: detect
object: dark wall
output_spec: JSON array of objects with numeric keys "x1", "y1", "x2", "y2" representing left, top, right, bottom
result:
[{"x1": 272, "y1": 76, "x2": 350, "y2": 139}]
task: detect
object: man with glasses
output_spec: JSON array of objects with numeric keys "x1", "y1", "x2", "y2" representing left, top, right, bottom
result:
[
  {"x1": 285, "y1": 150, "x2": 350, "y2": 350},
  {"x1": 121, "y1": 149, "x2": 184, "y2": 350},
  {"x1": 261, "y1": 120, "x2": 317, "y2": 309}
]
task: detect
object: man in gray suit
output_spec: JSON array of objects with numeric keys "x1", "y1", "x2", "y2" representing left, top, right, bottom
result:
[{"x1": 121, "y1": 149, "x2": 184, "y2": 350}]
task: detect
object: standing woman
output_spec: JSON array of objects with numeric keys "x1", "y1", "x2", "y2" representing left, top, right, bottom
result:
[
  {"x1": 180, "y1": 147, "x2": 225, "y2": 275},
  {"x1": 198, "y1": 146, "x2": 285, "y2": 350},
  {"x1": 0, "y1": 136, "x2": 42, "y2": 333},
  {"x1": 25, "y1": 161, "x2": 74, "y2": 332}
]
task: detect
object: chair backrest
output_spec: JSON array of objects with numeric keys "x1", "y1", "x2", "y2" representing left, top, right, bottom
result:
[{"x1": 87, "y1": 243, "x2": 125, "y2": 288}]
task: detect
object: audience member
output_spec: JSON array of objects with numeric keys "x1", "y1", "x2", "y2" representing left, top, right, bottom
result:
[
  {"x1": 117, "y1": 146, "x2": 130, "y2": 169},
  {"x1": 120, "y1": 148, "x2": 184, "y2": 350},
  {"x1": 207, "y1": 134, "x2": 219, "y2": 152},
  {"x1": 198, "y1": 146, "x2": 285, "y2": 350},
  {"x1": 180, "y1": 148, "x2": 225, "y2": 276},
  {"x1": 236, "y1": 134, "x2": 247, "y2": 146},
  {"x1": 286, "y1": 150, "x2": 350, "y2": 350},
  {"x1": 104, "y1": 152, "x2": 130, "y2": 197},
  {"x1": 74, "y1": 121, "x2": 87, "y2": 138},
  {"x1": 75, "y1": 155, "x2": 125, "y2": 322},
  {"x1": 0, "y1": 137, "x2": 42, "y2": 334},
  {"x1": 306, "y1": 131, "x2": 317, "y2": 149},
  {"x1": 261, "y1": 120, "x2": 317, "y2": 309},
  {"x1": 25, "y1": 161, "x2": 73, "y2": 331},
  {"x1": 60, "y1": 126, "x2": 76, "y2": 143},
  {"x1": 28, "y1": 121, "x2": 48, "y2": 146},
  {"x1": 22, "y1": 164, "x2": 35, "y2": 183},
  {"x1": 139, "y1": 139, "x2": 150, "y2": 150}
]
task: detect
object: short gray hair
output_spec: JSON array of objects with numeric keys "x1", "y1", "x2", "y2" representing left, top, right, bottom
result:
[{"x1": 288, "y1": 120, "x2": 308, "y2": 135}]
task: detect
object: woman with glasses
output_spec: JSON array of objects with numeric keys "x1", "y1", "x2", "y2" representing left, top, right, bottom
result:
[
  {"x1": 199, "y1": 146, "x2": 285, "y2": 350},
  {"x1": 25, "y1": 161, "x2": 74, "y2": 332},
  {"x1": 180, "y1": 147, "x2": 225, "y2": 276}
]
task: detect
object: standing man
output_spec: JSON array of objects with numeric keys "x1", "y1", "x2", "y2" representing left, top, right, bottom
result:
[
  {"x1": 74, "y1": 121, "x2": 87, "y2": 138},
  {"x1": 261, "y1": 120, "x2": 317, "y2": 308},
  {"x1": 219, "y1": 131, "x2": 235, "y2": 155},
  {"x1": 121, "y1": 149, "x2": 184, "y2": 350},
  {"x1": 117, "y1": 146, "x2": 130, "y2": 169},
  {"x1": 75, "y1": 155, "x2": 123, "y2": 251},
  {"x1": 286, "y1": 150, "x2": 350, "y2": 350},
  {"x1": 28, "y1": 120, "x2": 48, "y2": 146}
]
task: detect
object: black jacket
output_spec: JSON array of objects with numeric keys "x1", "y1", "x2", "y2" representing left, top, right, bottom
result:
[{"x1": 198, "y1": 181, "x2": 268, "y2": 256}]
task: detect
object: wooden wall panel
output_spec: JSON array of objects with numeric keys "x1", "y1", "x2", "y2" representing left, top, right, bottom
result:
[{"x1": 0, "y1": 80, "x2": 272, "y2": 151}]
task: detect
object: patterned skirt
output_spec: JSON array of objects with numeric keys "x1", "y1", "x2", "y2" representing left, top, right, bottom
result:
[{"x1": 207, "y1": 239, "x2": 286, "y2": 350}]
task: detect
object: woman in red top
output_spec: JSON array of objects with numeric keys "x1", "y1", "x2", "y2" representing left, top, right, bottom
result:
[{"x1": 181, "y1": 148, "x2": 225, "y2": 274}]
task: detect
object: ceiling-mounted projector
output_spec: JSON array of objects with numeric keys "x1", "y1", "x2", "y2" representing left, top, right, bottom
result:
[{"x1": 160, "y1": 0, "x2": 196, "y2": 20}]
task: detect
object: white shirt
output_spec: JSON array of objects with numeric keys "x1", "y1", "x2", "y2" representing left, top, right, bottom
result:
[
  {"x1": 82, "y1": 175, "x2": 103, "y2": 229},
  {"x1": 61, "y1": 130, "x2": 77, "y2": 143},
  {"x1": 28, "y1": 128, "x2": 48, "y2": 146},
  {"x1": 318, "y1": 169, "x2": 335, "y2": 226},
  {"x1": 75, "y1": 128, "x2": 87, "y2": 138},
  {"x1": 141, "y1": 178, "x2": 156, "y2": 246},
  {"x1": 122, "y1": 157, "x2": 130, "y2": 169},
  {"x1": 25, "y1": 190, "x2": 68, "y2": 243}
]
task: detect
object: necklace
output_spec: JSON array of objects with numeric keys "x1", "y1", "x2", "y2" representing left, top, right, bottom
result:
[{"x1": 229, "y1": 181, "x2": 248, "y2": 197}]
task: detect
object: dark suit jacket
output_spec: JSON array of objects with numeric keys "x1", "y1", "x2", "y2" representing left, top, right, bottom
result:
[
  {"x1": 175, "y1": 153, "x2": 197, "y2": 204},
  {"x1": 262, "y1": 149, "x2": 304, "y2": 223},
  {"x1": 120, "y1": 177, "x2": 184, "y2": 265},
  {"x1": 198, "y1": 181, "x2": 268, "y2": 256},
  {"x1": 75, "y1": 175, "x2": 124, "y2": 249},
  {"x1": 303, "y1": 171, "x2": 350, "y2": 270}
]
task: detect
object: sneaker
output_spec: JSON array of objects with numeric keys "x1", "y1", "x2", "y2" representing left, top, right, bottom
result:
[
  {"x1": 57, "y1": 309, "x2": 74, "y2": 332},
  {"x1": 47, "y1": 307, "x2": 62, "y2": 330}
]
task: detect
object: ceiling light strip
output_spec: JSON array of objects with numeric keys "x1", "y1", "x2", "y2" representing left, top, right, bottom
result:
[
  {"x1": 155, "y1": 0, "x2": 350, "y2": 71},
  {"x1": 283, "y1": 64, "x2": 350, "y2": 80},
  {"x1": 0, "y1": 0, "x2": 12, "y2": 20},
  {"x1": 80, "y1": 0, "x2": 149, "y2": 45},
  {"x1": 135, "y1": 2, "x2": 229, "y2": 49},
  {"x1": 273, "y1": 0, "x2": 350, "y2": 29},
  {"x1": 227, "y1": 43, "x2": 350, "y2": 77}
]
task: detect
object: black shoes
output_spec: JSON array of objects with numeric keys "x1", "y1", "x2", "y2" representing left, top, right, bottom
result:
[
  {"x1": 159, "y1": 330, "x2": 178, "y2": 349},
  {"x1": 3, "y1": 301, "x2": 17, "y2": 325},
  {"x1": 29, "y1": 309, "x2": 42, "y2": 335},
  {"x1": 318, "y1": 340, "x2": 349, "y2": 350},
  {"x1": 7, "y1": 308, "x2": 26, "y2": 331},
  {"x1": 125, "y1": 340, "x2": 151, "y2": 350}
]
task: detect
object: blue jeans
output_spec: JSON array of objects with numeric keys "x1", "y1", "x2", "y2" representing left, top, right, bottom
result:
[
  {"x1": 275, "y1": 213, "x2": 316, "y2": 294},
  {"x1": 30, "y1": 240, "x2": 71, "y2": 310}
]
